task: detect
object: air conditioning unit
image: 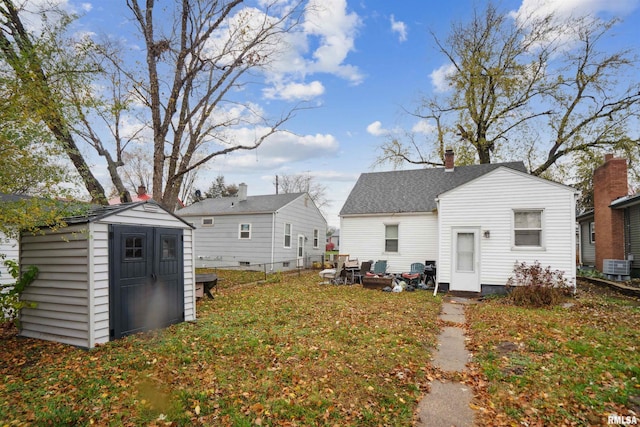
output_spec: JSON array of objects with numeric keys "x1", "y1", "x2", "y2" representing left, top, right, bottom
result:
[{"x1": 602, "y1": 259, "x2": 631, "y2": 280}]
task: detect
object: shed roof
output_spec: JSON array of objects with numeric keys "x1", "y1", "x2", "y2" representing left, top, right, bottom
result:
[
  {"x1": 177, "y1": 193, "x2": 306, "y2": 216},
  {"x1": 340, "y1": 162, "x2": 527, "y2": 216},
  {"x1": 63, "y1": 200, "x2": 194, "y2": 228}
]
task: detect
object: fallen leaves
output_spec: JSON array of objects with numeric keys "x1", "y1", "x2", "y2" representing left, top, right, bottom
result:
[{"x1": 0, "y1": 272, "x2": 442, "y2": 426}]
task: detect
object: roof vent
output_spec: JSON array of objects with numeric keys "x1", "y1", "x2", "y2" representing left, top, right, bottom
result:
[{"x1": 602, "y1": 259, "x2": 631, "y2": 280}]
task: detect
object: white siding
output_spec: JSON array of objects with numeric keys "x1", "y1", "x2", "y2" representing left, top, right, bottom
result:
[
  {"x1": 190, "y1": 213, "x2": 274, "y2": 267},
  {"x1": 340, "y1": 213, "x2": 438, "y2": 273},
  {"x1": 438, "y1": 168, "x2": 576, "y2": 288},
  {"x1": 273, "y1": 195, "x2": 327, "y2": 268},
  {"x1": 90, "y1": 223, "x2": 110, "y2": 346},
  {"x1": 19, "y1": 225, "x2": 91, "y2": 348},
  {"x1": 0, "y1": 233, "x2": 19, "y2": 287}
]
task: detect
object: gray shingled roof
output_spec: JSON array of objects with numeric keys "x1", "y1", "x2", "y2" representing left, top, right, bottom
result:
[
  {"x1": 177, "y1": 193, "x2": 305, "y2": 216},
  {"x1": 62, "y1": 200, "x2": 194, "y2": 228},
  {"x1": 340, "y1": 162, "x2": 527, "y2": 215}
]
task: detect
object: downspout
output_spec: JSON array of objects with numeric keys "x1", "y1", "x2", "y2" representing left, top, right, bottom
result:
[
  {"x1": 271, "y1": 211, "x2": 276, "y2": 271},
  {"x1": 433, "y1": 198, "x2": 440, "y2": 297}
]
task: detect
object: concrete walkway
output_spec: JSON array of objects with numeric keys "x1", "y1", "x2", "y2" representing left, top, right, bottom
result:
[{"x1": 415, "y1": 298, "x2": 476, "y2": 427}]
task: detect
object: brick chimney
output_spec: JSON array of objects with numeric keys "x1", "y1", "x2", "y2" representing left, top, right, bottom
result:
[
  {"x1": 444, "y1": 149, "x2": 454, "y2": 171},
  {"x1": 593, "y1": 154, "x2": 627, "y2": 271},
  {"x1": 238, "y1": 183, "x2": 247, "y2": 202}
]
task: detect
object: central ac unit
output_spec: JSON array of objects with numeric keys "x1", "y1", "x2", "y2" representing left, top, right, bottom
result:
[{"x1": 603, "y1": 259, "x2": 631, "y2": 276}]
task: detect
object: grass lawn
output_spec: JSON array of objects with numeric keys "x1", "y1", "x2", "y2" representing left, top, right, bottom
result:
[
  {"x1": 0, "y1": 272, "x2": 441, "y2": 426},
  {"x1": 466, "y1": 282, "x2": 640, "y2": 426}
]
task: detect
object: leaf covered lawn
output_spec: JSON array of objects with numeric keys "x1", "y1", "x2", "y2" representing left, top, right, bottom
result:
[
  {"x1": 465, "y1": 283, "x2": 640, "y2": 426},
  {"x1": 1, "y1": 272, "x2": 441, "y2": 426}
]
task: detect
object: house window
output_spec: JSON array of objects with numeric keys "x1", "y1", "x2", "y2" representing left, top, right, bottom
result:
[
  {"x1": 589, "y1": 221, "x2": 595, "y2": 244},
  {"x1": 201, "y1": 217, "x2": 214, "y2": 226},
  {"x1": 385, "y1": 224, "x2": 399, "y2": 252},
  {"x1": 239, "y1": 223, "x2": 251, "y2": 239},
  {"x1": 514, "y1": 210, "x2": 543, "y2": 247},
  {"x1": 313, "y1": 229, "x2": 319, "y2": 248},
  {"x1": 283, "y1": 261, "x2": 290, "y2": 267},
  {"x1": 284, "y1": 223, "x2": 292, "y2": 248},
  {"x1": 239, "y1": 261, "x2": 250, "y2": 267}
]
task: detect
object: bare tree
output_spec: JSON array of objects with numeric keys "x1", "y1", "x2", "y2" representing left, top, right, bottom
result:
[
  {"x1": 276, "y1": 173, "x2": 328, "y2": 211},
  {"x1": 1, "y1": 1, "x2": 308, "y2": 209},
  {"x1": 376, "y1": 3, "x2": 640, "y2": 179},
  {"x1": 118, "y1": 0, "x2": 307, "y2": 209}
]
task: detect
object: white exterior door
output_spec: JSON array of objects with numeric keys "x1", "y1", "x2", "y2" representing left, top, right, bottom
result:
[
  {"x1": 297, "y1": 235, "x2": 305, "y2": 268},
  {"x1": 451, "y1": 228, "x2": 480, "y2": 292}
]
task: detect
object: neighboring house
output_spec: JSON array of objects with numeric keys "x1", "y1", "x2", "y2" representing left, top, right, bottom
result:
[
  {"x1": 178, "y1": 184, "x2": 327, "y2": 270},
  {"x1": 340, "y1": 150, "x2": 577, "y2": 295},
  {"x1": 0, "y1": 193, "x2": 32, "y2": 289},
  {"x1": 108, "y1": 185, "x2": 152, "y2": 205},
  {"x1": 577, "y1": 154, "x2": 639, "y2": 277},
  {"x1": 326, "y1": 230, "x2": 340, "y2": 251},
  {"x1": 19, "y1": 201, "x2": 195, "y2": 348}
]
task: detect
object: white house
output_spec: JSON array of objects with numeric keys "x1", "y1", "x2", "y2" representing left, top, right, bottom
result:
[
  {"x1": 339, "y1": 151, "x2": 577, "y2": 295},
  {"x1": 178, "y1": 184, "x2": 327, "y2": 270},
  {"x1": 19, "y1": 201, "x2": 196, "y2": 348}
]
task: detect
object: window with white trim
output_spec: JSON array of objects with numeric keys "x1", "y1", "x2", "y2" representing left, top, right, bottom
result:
[
  {"x1": 589, "y1": 221, "x2": 595, "y2": 244},
  {"x1": 284, "y1": 223, "x2": 292, "y2": 248},
  {"x1": 201, "y1": 217, "x2": 214, "y2": 226},
  {"x1": 239, "y1": 223, "x2": 251, "y2": 239},
  {"x1": 313, "y1": 229, "x2": 319, "y2": 248},
  {"x1": 513, "y1": 210, "x2": 543, "y2": 247},
  {"x1": 385, "y1": 224, "x2": 399, "y2": 252}
]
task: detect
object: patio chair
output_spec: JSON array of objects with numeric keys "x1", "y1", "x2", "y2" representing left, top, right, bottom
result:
[
  {"x1": 353, "y1": 260, "x2": 373, "y2": 284},
  {"x1": 372, "y1": 260, "x2": 387, "y2": 275},
  {"x1": 401, "y1": 262, "x2": 425, "y2": 285},
  {"x1": 331, "y1": 257, "x2": 347, "y2": 285}
]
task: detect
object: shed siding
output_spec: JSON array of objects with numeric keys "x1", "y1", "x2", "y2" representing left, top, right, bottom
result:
[
  {"x1": 340, "y1": 214, "x2": 438, "y2": 273},
  {"x1": 273, "y1": 195, "x2": 327, "y2": 268},
  {"x1": 580, "y1": 220, "x2": 596, "y2": 266},
  {"x1": 438, "y1": 169, "x2": 576, "y2": 288},
  {"x1": 90, "y1": 223, "x2": 110, "y2": 346},
  {"x1": 0, "y1": 233, "x2": 19, "y2": 288},
  {"x1": 20, "y1": 225, "x2": 91, "y2": 347}
]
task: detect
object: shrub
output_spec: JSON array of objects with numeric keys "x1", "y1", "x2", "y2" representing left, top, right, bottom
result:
[
  {"x1": 1, "y1": 258, "x2": 38, "y2": 326},
  {"x1": 506, "y1": 261, "x2": 572, "y2": 308}
]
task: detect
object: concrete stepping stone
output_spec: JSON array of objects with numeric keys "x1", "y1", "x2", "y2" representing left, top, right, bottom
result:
[
  {"x1": 431, "y1": 326, "x2": 471, "y2": 372},
  {"x1": 415, "y1": 380, "x2": 474, "y2": 427}
]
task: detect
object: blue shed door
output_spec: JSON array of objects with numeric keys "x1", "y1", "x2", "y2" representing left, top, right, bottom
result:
[{"x1": 109, "y1": 225, "x2": 184, "y2": 339}]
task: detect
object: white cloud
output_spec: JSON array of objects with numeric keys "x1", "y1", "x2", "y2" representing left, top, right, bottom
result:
[
  {"x1": 430, "y1": 63, "x2": 456, "y2": 93},
  {"x1": 220, "y1": 130, "x2": 339, "y2": 171},
  {"x1": 263, "y1": 80, "x2": 325, "y2": 101},
  {"x1": 512, "y1": 0, "x2": 639, "y2": 22},
  {"x1": 302, "y1": 0, "x2": 363, "y2": 84},
  {"x1": 366, "y1": 121, "x2": 387, "y2": 136},
  {"x1": 510, "y1": 0, "x2": 640, "y2": 50},
  {"x1": 412, "y1": 119, "x2": 436, "y2": 135},
  {"x1": 390, "y1": 15, "x2": 407, "y2": 42}
]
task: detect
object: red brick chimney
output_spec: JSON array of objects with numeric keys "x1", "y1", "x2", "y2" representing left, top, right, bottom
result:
[
  {"x1": 444, "y1": 149, "x2": 454, "y2": 171},
  {"x1": 593, "y1": 154, "x2": 627, "y2": 271}
]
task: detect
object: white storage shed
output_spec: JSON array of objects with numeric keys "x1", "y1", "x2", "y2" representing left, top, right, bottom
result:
[{"x1": 19, "y1": 201, "x2": 196, "y2": 348}]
